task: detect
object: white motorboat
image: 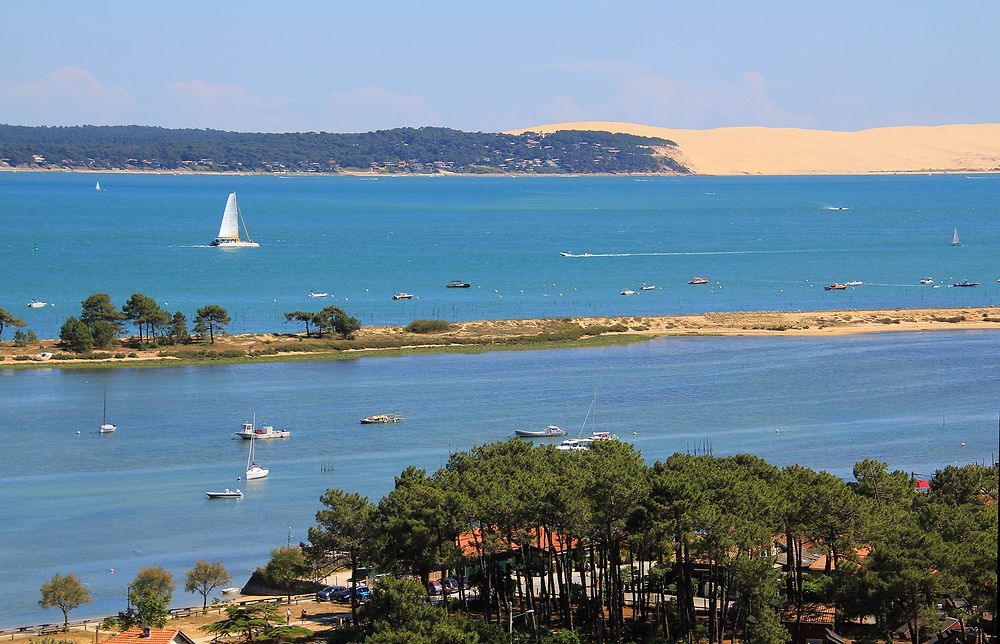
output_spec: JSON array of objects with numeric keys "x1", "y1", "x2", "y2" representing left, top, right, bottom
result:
[
  {"x1": 243, "y1": 432, "x2": 269, "y2": 480},
  {"x1": 206, "y1": 489, "x2": 243, "y2": 499},
  {"x1": 221, "y1": 587, "x2": 241, "y2": 594},
  {"x1": 235, "y1": 414, "x2": 291, "y2": 440},
  {"x1": 392, "y1": 292, "x2": 414, "y2": 300},
  {"x1": 360, "y1": 412, "x2": 404, "y2": 424},
  {"x1": 99, "y1": 386, "x2": 117, "y2": 433},
  {"x1": 689, "y1": 277, "x2": 710, "y2": 285},
  {"x1": 844, "y1": 281, "x2": 863, "y2": 286},
  {"x1": 556, "y1": 438, "x2": 594, "y2": 451},
  {"x1": 27, "y1": 300, "x2": 49, "y2": 308},
  {"x1": 308, "y1": 292, "x2": 329, "y2": 298},
  {"x1": 920, "y1": 277, "x2": 934, "y2": 285},
  {"x1": 640, "y1": 285, "x2": 656, "y2": 290},
  {"x1": 620, "y1": 289, "x2": 637, "y2": 296},
  {"x1": 514, "y1": 425, "x2": 566, "y2": 438},
  {"x1": 210, "y1": 192, "x2": 260, "y2": 248}
]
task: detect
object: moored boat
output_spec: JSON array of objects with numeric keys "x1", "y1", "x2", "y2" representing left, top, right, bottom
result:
[
  {"x1": 952, "y1": 281, "x2": 978, "y2": 288},
  {"x1": 243, "y1": 432, "x2": 269, "y2": 480},
  {"x1": 620, "y1": 289, "x2": 637, "y2": 296},
  {"x1": 844, "y1": 281, "x2": 863, "y2": 286},
  {"x1": 308, "y1": 292, "x2": 329, "y2": 298},
  {"x1": 206, "y1": 489, "x2": 243, "y2": 499},
  {"x1": 99, "y1": 386, "x2": 116, "y2": 434},
  {"x1": 514, "y1": 425, "x2": 566, "y2": 438},
  {"x1": 392, "y1": 292, "x2": 414, "y2": 300},
  {"x1": 640, "y1": 284, "x2": 656, "y2": 290},
  {"x1": 445, "y1": 280, "x2": 471, "y2": 288},
  {"x1": 27, "y1": 300, "x2": 49, "y2": 308},
  {"x1": 689, "y1": 277, "x2": 709, "y2": 285},
  {"x1": 235, "y1": 415, "x2": 290, "y2": 440},
  {"x1": 361, "y1": 412, "x2": 404, "y2": 424}
]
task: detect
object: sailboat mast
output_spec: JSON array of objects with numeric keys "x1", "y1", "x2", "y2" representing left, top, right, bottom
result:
[{"x1": 103, "y1": 386, "x2": 107, "y2": 424}]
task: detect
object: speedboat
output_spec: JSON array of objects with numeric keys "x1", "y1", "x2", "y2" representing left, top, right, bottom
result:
[
  {"x1": 206, "y1": 489, "x2": 243, "y2": 499},
  {"x1": 824, "y1": 283, "x2": 847, "y2": 291},
  {"x1": 27, "y1": 300, "x2": 49, "y2": 308},
  {"x1": 590, "y1": 431, "x2": 620, "y2": 441},
  {"x1": 640, "y1": 284, "x2": 656, "y2": 290},
  {"x1": 920, "y1": 277, "x2": 934, "y2": 285},
  {"x1": 556, "y1": 438, "x2": 594, "y2": 451},
  {"x1": 361, "y1": 412, "x2": 404, "y2": 424},
  {"x1": 620, "y1": 289, "x2": 637, "y2": 296},
  {"x1": 235, "y1": 415, "x2": 290, "y2": 440},
  {"x1": 445, "y1": 280, "x2": 471, "y2": 288},
  {"x1": 688, "y1": 277, "x2": 709, "y2": 285},
  {"x1": 952, "y1": 281, "x2": 979, "y2": 287},
  {"x1": 844, "y1": 281, "x2": 863, "y2": 286},
  {"x1": 559, "y1": 251, "x2": 572, "y2": 257},
  {"x1": 514, "y1": 425, "x2": 566, "y2": 438},
  {"x1": 392, "y1": 292, "x2": 414, "y2": 300},
  {"x1": 308, "y1": 292, "x2": 329, "y2": 298}
]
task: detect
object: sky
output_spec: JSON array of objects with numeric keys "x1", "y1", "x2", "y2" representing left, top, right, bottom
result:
[{"x1": 1, "y1": 1, "x2": 998, "y2": 133}]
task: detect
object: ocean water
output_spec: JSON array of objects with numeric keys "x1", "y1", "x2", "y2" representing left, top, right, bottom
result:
[
  {"x1": 1, "y1": 172, "x2": 998, "y2": 338},
  {"x1": 1, "y1": 331, "x2": 998, "y2": 627},
  {"x1": 1, "y1": 173, "x2": 999, "y2": 627}
]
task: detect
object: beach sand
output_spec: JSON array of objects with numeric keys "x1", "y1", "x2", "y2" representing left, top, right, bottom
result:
[{"x1": 506, "y1": 122, "x2": 1000, "y2": 175}]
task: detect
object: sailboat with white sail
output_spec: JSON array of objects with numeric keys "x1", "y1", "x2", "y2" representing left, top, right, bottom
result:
[
  {"x1": 210, "y1": 192, "x2": 259, "y2": 248},
  {"x1": 243, "y1": 432, "x2": 269, "y2": 480},
  {"x1": 99, "y1": 386, "x2": 117, "y2": 433},
  {"x1": 95, "y1": 181, "x2": 102, "y2": 192},
  {"x1": 951, "y1": 228, "x2": 961, "y2": 246}
]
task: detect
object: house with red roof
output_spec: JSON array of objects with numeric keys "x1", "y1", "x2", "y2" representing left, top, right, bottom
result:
[{"x1": 101, "y1": 627, "x2": 196, "y2": 644}]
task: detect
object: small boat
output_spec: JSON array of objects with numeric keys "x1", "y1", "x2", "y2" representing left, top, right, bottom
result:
[
  {"x1": 235, "y1": 415, "x2": 290, "y2": 440},
  {"x1": 210, "y1": 192, "x2": 260, "y2": 248},
  {"x1": 361, "y1": 412, "x2": 404, "y2": 424},
  {"x1": 392, "y1": 293, "x2": 414, "y2": 300},
  {"x1": 308, "y1": 292, "x2": 329, "y2": 298},
  {"x1": 951, "y1": 228, "x2": 961, "y2": 246},
  {"x1": 445, "y1": 280, "x2": 471, "y2": 288},
  {"x1": 206, "y1": 489, "x2": 243, "y2": 499},
  {"x1": 620, "y1": 289, "x2": 637, "y2": 296},
  {"x1": 27, "y1": 300, "x2": 49, "y2": 308},
  {"x1": 33, "y1": 352, "x2": 53, "y2": 361},
  {"x1": 244, "y1": 432, "x2": 269, "y2": 480},
  {"x1": 920, "y1": 277, "x2": 934, "y2": 285},
  {"x1": 844, "y1": 281, "x2": 863, "y2": 286},
  {"x1": 640, "y1": 284, "x2": 656, "y2": 291},
  {"x1": 221, "y1": 587, "x2": 241, "y2": 594},
  {"x1": 827, "y1": 206, "x2": 849, "y2": 211},
  {"x1": 99, "y1": 386, "x2": 116, "y2": 433},
  {"x1": 824, "y1": 283, "x2": 847, "y2": 291},
  {"x1": 689, "y1": 277, "x2": 709, "y2": 285},
  {"x1": 559, "y1": 251, "x2": 572, "y2": 257},
  {"x1": 952, "y1": 281, "x2": 979, "y2": 288},
  {"x1": 95, "y1": 181, "x2": 102, "y2": 192},
  {"x1": 555, "y1": 438, "x2": 593, "y2": 451},
  {"x1": 514, "y1": 425, "x2": 566, "y2": 438}
]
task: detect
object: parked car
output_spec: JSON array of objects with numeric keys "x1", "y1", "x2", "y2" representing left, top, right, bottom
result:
[
  {"x1": 333, "y1": 585, "x2": 370, "y2": 602},
  {"x1": 440, "y1": 577, "x2": 459, "y2": 593},
  {"x1": 427, "y1": 580, "x2": 443, "y2": 596},
  {"x1": 316, "y1": 585, "x2": 346, "y2": 601}
]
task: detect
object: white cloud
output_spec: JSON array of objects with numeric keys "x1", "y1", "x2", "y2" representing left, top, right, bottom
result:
[
  {"x1": 0, "y1": 67, "x2": 133, "y2": 125},
  {"x1": 324, "y1": 87, "x2": 440, "y2": 132},
  {"x1": 157, "y1": 81, "x2": 297, "y2": 132}
]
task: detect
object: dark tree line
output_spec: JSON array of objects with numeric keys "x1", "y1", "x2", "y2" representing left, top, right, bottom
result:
[
  {"x1": 305, "y1": 440, "x2": 997, "y2": 643},
  {"x1": 0, "y1": 125, "x2": 688, "y2": 174}
]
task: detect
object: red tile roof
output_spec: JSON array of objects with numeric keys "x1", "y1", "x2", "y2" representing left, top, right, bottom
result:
[{"x1": 102, "y1": 628, "x2": 194, "y2": 644}]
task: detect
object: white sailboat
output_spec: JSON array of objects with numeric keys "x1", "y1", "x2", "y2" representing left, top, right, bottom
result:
[
  {"x1": 210, "y1": 192, "x2": 260, "y2": 248},
  {"x1": 95, "y1": 181, "x2": 102, "y2": 192},
  {"x1": 951, "y1": 228, "x2": 960, "y2": 246},
  {"x1": 99, "y1": 386, "x2": 117, "y2": 433},
  {"x1": 243, "y1": 432, "x2": 269, "y2": 480}
]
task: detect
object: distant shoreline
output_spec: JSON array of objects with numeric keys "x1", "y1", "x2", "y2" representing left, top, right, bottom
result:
[{"x1": 2, "y1": 306, "x2": 997, "y2": 370}]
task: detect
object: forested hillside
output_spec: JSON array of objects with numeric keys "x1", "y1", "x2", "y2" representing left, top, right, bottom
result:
[{"x1": 0, "y1": 125, "x2": 688, "y2": 174}]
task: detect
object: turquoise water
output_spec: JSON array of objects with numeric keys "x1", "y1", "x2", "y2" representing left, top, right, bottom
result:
[
  {"x1": 1, "y1": 173, "x2": 999, "y2": 627},
  {"x1": 1, "y1": 332, "x2": 998, "y2": 627},
  {"x1": 2, "y1": 173, "x2": 998, "y2": 338}
]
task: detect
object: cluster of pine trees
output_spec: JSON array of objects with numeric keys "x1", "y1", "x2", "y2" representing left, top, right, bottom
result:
[{"x1": 305, "y1": 440, "x2": 997, "y2": 643}]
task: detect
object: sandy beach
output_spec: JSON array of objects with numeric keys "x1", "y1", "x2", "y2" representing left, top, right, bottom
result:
[
  {"x1": 507, "y1": 122, "x2": 1000, "y2": 175},
  {"x1": 2, "y1": 307, "x2": 997, "y2": 368}
]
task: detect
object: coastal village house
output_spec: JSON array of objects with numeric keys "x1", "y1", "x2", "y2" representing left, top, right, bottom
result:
[{"x1": 101, "y1": 627, "x2": 196, "y2": 644}]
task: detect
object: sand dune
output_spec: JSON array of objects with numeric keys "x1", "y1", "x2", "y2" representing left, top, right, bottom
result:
[{"x1": 507, "y1": 121, "x2": 1000, "y2": 175}]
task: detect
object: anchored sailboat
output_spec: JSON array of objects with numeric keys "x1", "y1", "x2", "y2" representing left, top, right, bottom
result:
[
  {"x1": 243, "y1": 432, "x2": 269, "y2": 480},
  {"x1": 210, "y1": 192, "x2": 259, "y2": 248},
  {"x1": 951, "y1": 228, "x2": 961, "y2": 246},
  {"x1": 99, "y1": 386, "x2": 117, "y2": 433}
]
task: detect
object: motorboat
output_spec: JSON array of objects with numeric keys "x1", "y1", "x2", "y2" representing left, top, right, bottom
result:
[
  {"x1": 514, "y1": 425, "x2": 566, "y2": 438},
  {"x1": 555, "y1": 438, "x2": 593, "y2": 451},
  {"x1": 221, "y1": 587, "x2": 241, "y2": 594},
  {"x1": 235, "y1": 415, "x2": 290, "y2": 440},
  {"x1": 824, "y1": 283, "x2": 847, "y2": 291},
  {"x1": 559, "y1": 251, "x2": 572, "y2": 257},
  {"x1": 243, "y1": 432, "x2": 269, "y2": 480},
  {"x1": 205, "y1": 489, "x2": 243, "y2": 499},
  {"x1": 445, "y1": 280, "x2": 471, "y2": 288},
  {"x1": 952, "y1": 281, "x2": 979, "y2": 288},
  {"x1": 640, "y1": 284, "x2": 656, "y2": 291},
  {"x1": 27, "y1": 300, "x2": 49, "y2": 308},
  {"x1": 361, "y1": 412, "x2": 404, "y2": 424},
  {"x1": 308, "y1": 292, "x2": 329, "y2": 298},
  {"x1": 920, "y1": 277, "x2": 934, "y2": 285},
  {"x1": 688, "y1": 277, "x2": 709, "y2": 285},
  {"x1": 844, "y1": 281, "x2": 863, "y2": 286},
  {"x1": 620, "y1": 289, "x2": 637, "y2": 296},
  {"x1": 392, "y1": 293, "x2": 414, "y2": 300},
  {"x1": 210, "y1": 192, "x2": 260, "y2": 248}
]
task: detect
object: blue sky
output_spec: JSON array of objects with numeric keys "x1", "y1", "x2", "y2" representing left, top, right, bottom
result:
[{"x1": 1, "y1": 1, "x2": 997, "y2": 132}]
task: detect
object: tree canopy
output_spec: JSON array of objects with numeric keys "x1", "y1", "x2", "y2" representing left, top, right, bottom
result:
[
  {"x1": 185, "y1": 561, "x2": 231, "y2": 610},
  {"x1": 39, "y1": 572, "x2": 91, "y2": 627}
]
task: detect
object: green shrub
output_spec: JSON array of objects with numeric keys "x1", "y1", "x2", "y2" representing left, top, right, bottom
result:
[{"x1": 404, "y1": 319, "x2": 452, "y2": 334}]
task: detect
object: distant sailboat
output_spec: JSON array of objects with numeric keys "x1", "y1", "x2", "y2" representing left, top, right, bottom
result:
[
  {"x1": 243, "y1": 432, "x2": 269, "y2": 480},
  {"x1": 951, "y1": 228, "x2": 961, "y2": 246},
  {"x1": 99, "y1": 386, "x2": 117, "y2": 433},
  {"x1": 210, "y1": 192, "x2": 260, "y2": 248},
  {"x1": 94, "y1": 181, "x2": 102, "y2": 192}
]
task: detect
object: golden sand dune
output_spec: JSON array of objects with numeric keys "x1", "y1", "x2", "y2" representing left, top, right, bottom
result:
[{"x1": 507, "y1": 121, "x2": 1000, "y2": 175}]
